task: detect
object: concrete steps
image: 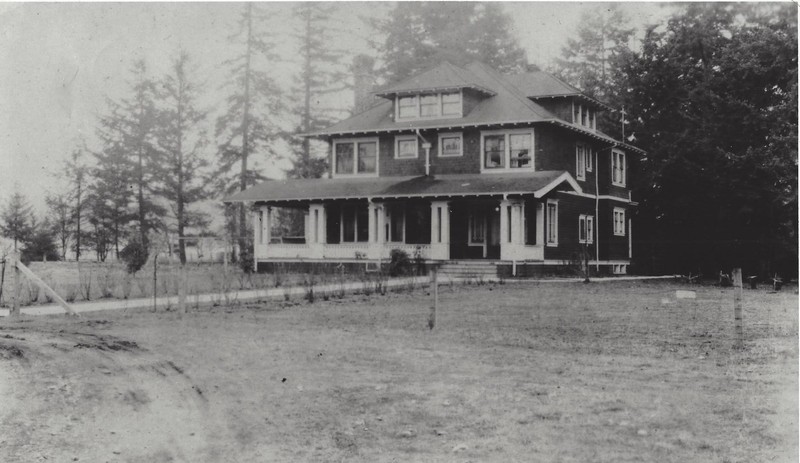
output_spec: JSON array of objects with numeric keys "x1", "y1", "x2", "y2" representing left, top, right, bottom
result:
[{"x1": 437, "y1": 261, "x2": 500, "y2": 278}]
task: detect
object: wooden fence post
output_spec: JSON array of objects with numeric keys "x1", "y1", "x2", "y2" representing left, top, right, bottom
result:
[
  {"x1": 178, "y1": 264, "x2": 187, "y2": 314},
  {"x1": 11, "y1": 252, "x2": 19, "y2": 317},
  {"x1": 733, "y1": 268, "x2": 743, "y2": 347},
  {"x1": 428, "y1": 266, "x2": 438, "y2": 330}
]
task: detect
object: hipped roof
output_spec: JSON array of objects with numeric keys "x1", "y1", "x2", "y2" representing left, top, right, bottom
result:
[{"x1": 224, "y1": 171, "x2": 580, "y2": 203}]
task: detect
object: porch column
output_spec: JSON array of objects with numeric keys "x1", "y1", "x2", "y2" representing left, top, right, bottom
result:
[
  {"x1": 307, "y1": 203, "x2": 325, "y2": 258},
  {"x1": 430, "y1": 201, "x2": 450, "y2": 260},
  {"x1": 536, "y1": 202, "x2": 545, "y2": 247},
  {"x1": 501, "y1": 200, "x2": 526, "y2": 261},
  {"x1": 367, "y1": 201, "x2": 384, "y2": 259}
]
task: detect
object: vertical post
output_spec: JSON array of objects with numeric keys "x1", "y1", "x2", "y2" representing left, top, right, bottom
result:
[
  {"x1": 152, "y1": 252, "x2": 158, "y2": 312},
  {"x1": 733, "y1": 268, "x2": 743, "y2": 347},
  {"x1": 428, "y1": 266, "x2": 438, "y2": 330},
  {"x1": 10, "y1": 252, "x2": 19, "y2": 317},
  {"x1": 178, "y1": 264, "x2": 187, "y2": 314}
]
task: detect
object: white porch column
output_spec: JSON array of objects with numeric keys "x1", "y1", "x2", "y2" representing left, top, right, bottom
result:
[
  {"x1": 500, "y1": 200, "x2": 524, "y2": 261},
  {"x1": 307, "y1": 203, "x2": 325, "y2": 258},
  {"x1": 367, "y1": 201, "x2": 384, "y2": 259},
  {"x1": 430, "y1": 201, "x2": 450, "y2": 260}
]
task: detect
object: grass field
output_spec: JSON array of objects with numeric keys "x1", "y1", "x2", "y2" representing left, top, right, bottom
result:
[{"x1": 0, "y1": 280, "x2": 796, "y2": 462}]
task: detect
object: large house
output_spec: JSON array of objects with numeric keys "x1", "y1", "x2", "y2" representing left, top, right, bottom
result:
[{"x1": 226, "y1": 61, "x2": 643, "y2": 275}]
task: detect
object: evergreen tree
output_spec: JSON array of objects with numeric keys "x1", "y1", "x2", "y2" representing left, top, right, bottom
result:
[
  {"x1": 97, "y1": 59, "x2": 164, "y2": 249},
  {"x1": 216, "y1": 3, "x2": 285, "y2": 268},
  {"x1": 45, "y1": 192, "x2": 72, "y2": 260},
  {"x1": 617, "y1": 3, "x2": 797, "y2": 276},
  {"x1": 554, "y1": 4, "x2": 635, "y2": 135},
  {"x1": 0, "y1": 191, "x2": 33, "y2": 252},
  {"x1": 153, "y1": 50, "x2": 211, "y2": 264},
  {"x1": 375, "y1": 3, "x2": 528, "y2": 84},
  {"x1": 91, "y1": 139, "x2": 134, "y2": 259},
  {"x1": 63, "y1": 144, "x2": 90, "y2": 260},
  {"x1": 21, "y1": 216, "x2": 59, "y2": 263},
  {"x1": 287, "y1": 2, "x2": 349, "y2": 179}
]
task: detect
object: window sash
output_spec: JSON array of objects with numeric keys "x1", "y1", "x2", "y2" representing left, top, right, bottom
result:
[
  {"x1": 441, "y1": 92, "x2": 461, "y2": 116},
  {"x1": 576, "y1": 145, "x2": 586, "y2": 180},
  {"x1": 613, "y1": 209, "x2": 626, "y2": 236},
  {"x1": 396, "y1": 138, "x2": 418, "y2": 159},
  {"x1": 357, "y1": 142, "x2": 377, "y2": 173},
  {"x1": 398, "y1": 96, "x2": 418, "y2": 118},
  {"x1": 420, "y1": 94, "x2": 439, "y2": 117},
  {"x1": 439, "y1": 135, "x2": 462, "y2": 157},
  {"x1": 612, "y1": 151, "x2": 626, "y2": 186},
  {"x1": 509, "y1": 134, "x2": 531, "y2": 168},
  {"x1": 579, "y1": 214, "x2": 594, "y2": 243},
  {"x1": 547, "y1": 202, "x2": 558, "y2": 244},
  {"x1": 335, "y1": 143, "x2": 354, "y2": 174},
  {"x1": 484, "y1": 135, "x2": 505, "y2": 169}
]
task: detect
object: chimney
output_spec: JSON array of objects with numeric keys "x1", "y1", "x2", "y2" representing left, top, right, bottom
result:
[{"x1": 351, "y1": 54, "x2": 376, "y2": 114}]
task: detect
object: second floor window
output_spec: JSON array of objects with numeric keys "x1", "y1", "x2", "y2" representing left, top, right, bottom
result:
[
  {"x1": 482, "y1": 130, "x2": 533, "y2": 171},
  {"x1": 573, "y1": 103, "x2": 596, "y2": 130},
  {"x1": 395, "y1": 136, "x2": 418, "y2": 159},
  {"x1": 334, "y1": 139, "x2": 377, "y2": 176},
  {"x1": 612, "y1": 150, "x2": 626, "y2": 186},
  {"x1": 396, "y1": 91, "x2": 462, "y2": 120}
]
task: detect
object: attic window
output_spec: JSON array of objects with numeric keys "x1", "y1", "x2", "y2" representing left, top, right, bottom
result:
[
  {"x1": 572, "y1": 103, "x2": 596, "y2": 130},
  {"x1": 396, "y1": 91, "x2": 462, "y2": 120}
]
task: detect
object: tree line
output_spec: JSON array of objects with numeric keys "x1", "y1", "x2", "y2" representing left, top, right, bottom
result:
[{"x1": 2, "y1": 3, "x2": 796, "y2": 278}]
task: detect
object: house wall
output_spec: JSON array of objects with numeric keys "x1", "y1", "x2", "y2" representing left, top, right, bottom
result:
[
  {"x1": 542, "y1": 191, "x2": 595, "y2": 262},
  {"x1": 535, "y1": 98, "x2": 573, "y2": 122},
  {"x1": 597, "y1": 200, "x2": 630, "y2": 261}
]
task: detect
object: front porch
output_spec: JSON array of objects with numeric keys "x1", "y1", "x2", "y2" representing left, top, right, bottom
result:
[{"x1": 253, "y1": 197, "x2": 547, "y2": 264}]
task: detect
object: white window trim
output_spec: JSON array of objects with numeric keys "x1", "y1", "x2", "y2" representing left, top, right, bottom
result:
[
  {"x1": 546, "y1": 199, "x2": 558, "y2": 247},
  {"x1": 479, "y1": 128, "x2": 535, "y2": 173},
  {"x1": 612, "y1": 149, "x2": 626, "y2": 187},
  {"x1": 613, "y1": 207, "x2": 626, "y2": 236},
  {"x1": 394, "y1": 135, "x2": 419, "y2": 160},
  {"x1": 578, "y1": 214, "x2": 594, "y2": 244},
  {"x1": 395, "y1": 89, "x2": 463, "y2": 121},
  {"x1": 575, "y1": 143, "x2": 587, "y2": 181},
  {"x1": 586, "y1": 145, "x2": 593, "y2": 172},
  {"x1": 437, "y1": 132, "x2": 463, "y2": 157},
  {"x1": 332, "y1": 137, "x2": 379, "y2": 178}
]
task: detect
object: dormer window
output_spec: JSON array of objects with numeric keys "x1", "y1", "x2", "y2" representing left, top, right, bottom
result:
[
  {"x1": 572, "y1": 102, "x2": 597, "y2": 130},
  {"x1": 395, "y1": 91, "x2": 463, "y2": 120}
]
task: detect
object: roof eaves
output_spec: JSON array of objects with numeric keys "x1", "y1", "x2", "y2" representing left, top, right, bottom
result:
[
  {"x1": 374, "y1": 84, "x2": 496, "y2": 98},
  {"x1": 546, "y1": 119, "x2": 646, "y2": 155},
  {"x1": 530, "y1": 93, "x2": 614, "y2": 112}
]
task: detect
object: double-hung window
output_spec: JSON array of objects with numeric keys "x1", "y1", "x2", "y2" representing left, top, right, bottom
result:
[
  {"x1": 613, "y1": 207, "x2": 626, "y2": 236},
  {"x1": 546, "y1": 200, "x2": 558, "y2": 246},
  {"x1": 333, "y1": 138, "x2": 378, "y2": 176},
  {"x1": 612, "y1": 150, "x2": 626, "y2": 186},
  {"x1": 482, "y1": 130, "x2": 534, "y2": 171},
  {"x1": 578, "y1": 214, "x2": 594, "y2": 244},
  {"x1": 576, "y1": 143, "x2": 589, "y2": 180},
  {"x1": 395, "y1": 135, "x2": 418, "y2": 159},
  {"x1": 396, "y1": 91, "x2": 462, "y2": 120},
  {"x1": 397, "y1": 96, "x2": 418, "y2": 119}
]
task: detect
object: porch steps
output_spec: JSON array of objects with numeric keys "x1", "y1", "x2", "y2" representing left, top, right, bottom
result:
[{"x1": 437, "y1": 261, "x2": 500, "y2": 279}]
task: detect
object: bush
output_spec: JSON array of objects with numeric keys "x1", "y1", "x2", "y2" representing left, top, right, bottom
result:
[
  {"x1": 389, "y1": 249, "x2": 411, "y2": 277},
  {"x1": 120, "y1": 240, "x2": 149, "y2": 274}
]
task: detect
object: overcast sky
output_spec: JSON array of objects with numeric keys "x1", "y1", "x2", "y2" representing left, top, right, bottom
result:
[{"x1": 0, "y1": 2, "x2": 674, "y2": 215}]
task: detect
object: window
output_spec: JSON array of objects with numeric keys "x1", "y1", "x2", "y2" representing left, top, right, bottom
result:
[
  {"x1": 612, "y1": 150, "x2": 626, "y2": 186},
  {"x1": 420, "y1": 94, "x2": 439, "y2": 117},
  {"x1": 395, "y1": 136, "x2": 418, "y2": 159},
  {"x1": 340, "y1": 205, "x2": 369, "y2": 243},
  {"x1": 546, "y1": 200, "x2": 558, "y2": 246},
  {"x1": 573, "y1": 103, "x2": 596, "y2": 130},
  {"x1": 468, "y1": 213, "x2": 485, "y2": 244},
  {"x1": 441, "y1": 92, "x2": 461, "y2": 116},
  {"x1": 578, "y1": 214, "x2": 594, "y2": 244},
  {"x1": 481, "y1": 130, "x2": 534, "y2": 171},
  {"x1": 257, "y1": 210, "x2": 264, "y2": 244},
  {"x1": 333, "y1": 138, "x2": 378, "y2": 176},
  {"x1": 398, "y1": 96, "x2": 418, "y2": 119},
  {"x1": 395, "y1": 91, "x2": 462, "y2": 120},
  {"x1": 613, "y1": 207, "x2": 626, "y2": 236},
  {"x1": 576, "y1": 144, "x2": 587, "y2": 180},
  {"x1": 438, "y1": 132, "x2": 463, "y2": 157}
]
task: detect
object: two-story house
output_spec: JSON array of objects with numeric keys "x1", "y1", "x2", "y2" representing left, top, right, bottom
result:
[{"x1": 226, "y1": 61, "x2": 643, "y2": 275}]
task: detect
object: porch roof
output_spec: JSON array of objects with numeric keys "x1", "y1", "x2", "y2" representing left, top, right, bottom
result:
[{"x1": 224, "y1": 171, "x2": 581, "y2": 203}]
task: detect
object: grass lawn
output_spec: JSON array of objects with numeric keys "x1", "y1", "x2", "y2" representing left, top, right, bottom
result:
[{"x1": 0, "y1": 280, "x2": 796, "y2": 462}]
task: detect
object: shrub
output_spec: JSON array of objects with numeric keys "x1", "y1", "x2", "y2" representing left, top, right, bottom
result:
[
  {"x1": 388, "y1": 249, "x2": 411, "y2": 277},
  {"x1": 120, "y1": 240, "x2": 149, "y2": 274}
]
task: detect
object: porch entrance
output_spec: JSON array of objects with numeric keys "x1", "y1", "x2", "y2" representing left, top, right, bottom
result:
[{"x1": 449, "y1": 202, "x2": 501, "y2": 260}]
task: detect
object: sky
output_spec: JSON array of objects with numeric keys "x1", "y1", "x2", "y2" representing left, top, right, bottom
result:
[{"x1": 0, "y1": 2, "x2": 675, "y2": 216}]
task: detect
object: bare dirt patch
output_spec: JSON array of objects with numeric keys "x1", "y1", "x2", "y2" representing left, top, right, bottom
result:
[{"x1": 0, "y1": 280, "x2": 796, "y2": 462}]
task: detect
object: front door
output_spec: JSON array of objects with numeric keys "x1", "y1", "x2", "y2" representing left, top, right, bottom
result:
[{"x1": 449, "y1": 202, "x2": 500, "y2": 260}]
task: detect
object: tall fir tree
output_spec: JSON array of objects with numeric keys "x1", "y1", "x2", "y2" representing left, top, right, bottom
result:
[
  {"x1": 91, "y1": 137, "x2": 135, "y2": 259},
  {"x1": 97, "y1": 59, "x2": 164, "y2": 250},
  {"x1": 216, "y1": 3, "x2": 285, "y2": 268},
  {"x1": 63, "y1": 144, "x2": 90, "y2": 260},
  {"x1": 45, "y1": 192, "x2": 72, "y2": 260},
  {"x1": 287, "y1": 2, "x2": 349, "y2": 179},
  {"x1": 375, "y1": 2, "x2": 528, "y2": 84},
  {"x1": 153, "y1": 50, "x2": 211, "y2": 264}
]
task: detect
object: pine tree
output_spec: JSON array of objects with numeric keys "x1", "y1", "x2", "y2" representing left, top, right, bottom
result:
[
  {"x1": 97, "y1": 59, "x2": 164, "y2": 250},
  {"x1": 21, "y1": 215, "x2": 59, "y2": 263},
  {"x1": 0, "y1": 191, "x2": 34, "y2": 252},
  {"x1": 63, "y1": 144, "x2": 90, "y2": 260},
  {"x1": 91, "y1": 139, "x2": 134, "y2": 259},
  {"x1": 288, "y1": 2, "x2": 349, "y2": 179},
  {"x1": 45, "y1": 192, "x2": 72, "y2": 260},
  {"x1": 216, "y1": 3, "x2": 285, "y2": 268},
  {"x1": 375, "y1": 3, "x2": 528, "y2": 84},
  {"x1": 153, "y1": 50, "x2": 211, "y2": 264}
]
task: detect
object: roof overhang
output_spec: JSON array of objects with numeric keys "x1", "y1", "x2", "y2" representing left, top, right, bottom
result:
[
  {"x1": 374, "y1": 84, "x2": 496, "y2": 99},
  {"x1": 529, "y1": 93, "x2": 614, "y2": 112}
]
